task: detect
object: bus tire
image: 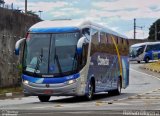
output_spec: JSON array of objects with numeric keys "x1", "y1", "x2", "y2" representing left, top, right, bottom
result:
[
  {"x1": 108, "y1": 78, "x2": 121, "y2": 95},
  {"x1": 86, "y1": 79, "x2": 94, "y2": 100},
  {"x1": 38, "y1": 96, "x2": 50, "y2": 102},
  {"x1": 137, "y1": 61, "x2": 140, "y2": 63},
  {"x1": 145, "y1": 57, "x2": 150, "y2": 63}
]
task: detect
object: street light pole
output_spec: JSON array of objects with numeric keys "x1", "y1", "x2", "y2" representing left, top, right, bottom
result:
[
  {"x1": 134, "y1": 18, "x2": 136, "y2": 39},
  {"x1": 25, "y1": 0, "x2": 27, "y2": 14},
  {"x1": 38, "y1": 10, "x2": 43, "y2": 18}
]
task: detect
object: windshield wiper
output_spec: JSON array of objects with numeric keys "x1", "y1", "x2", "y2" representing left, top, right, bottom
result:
[
  {"x1": 33, "y1": 57, "x2": 40, "y2": 76},
  {"x1": 54, "y1": 48, "x2": 63, "y2": 76},
  {"x1": 33, "y1": 48, "x2": 44, "y2": 76}
]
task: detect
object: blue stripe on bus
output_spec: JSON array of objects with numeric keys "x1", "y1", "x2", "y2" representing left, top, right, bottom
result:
[
  {"x1": 22, "y1": 73, "x2": 80, "y2": 84},
  {"x1": 29, "y1": 27, "x2": 80, "y2": 33}
]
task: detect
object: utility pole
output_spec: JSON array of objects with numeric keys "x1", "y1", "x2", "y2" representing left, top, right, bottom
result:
[
  {"x1": 155, "y1": 22, "x2": 157, "y2": 41},
  {"x1": 25, "y1": 0, "x2": 27, "y2": 14},
  {"x1": 133, "y1": 18, "x2": 144, "y2": 39},
  {"x1": 134, "y1": 18, "x2": 136, "y2": 39}
]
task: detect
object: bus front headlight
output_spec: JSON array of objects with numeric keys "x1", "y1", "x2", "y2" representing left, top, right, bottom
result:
[
  {"x1": 23, "y1": 80, "x2": 29, "y2": 85},
  {"x1": 66, "y1": 79, "x2": 77, "y2": 85}
]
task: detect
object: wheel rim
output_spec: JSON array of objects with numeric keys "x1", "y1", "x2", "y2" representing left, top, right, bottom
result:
[
  {"x1": 146, "y1": 58, "x2": 149, "y2": 63},
  {"x1": 118, "y1": 79, "x2": 121, "y2": 93},
  {"x1": 88, "y1": 82, "x2": 93, "y2": 99}
]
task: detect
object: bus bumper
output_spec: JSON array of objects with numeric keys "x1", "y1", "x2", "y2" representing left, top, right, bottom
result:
[{"x1": 22, "y1": 80, "x2": 85, "y2": 96}]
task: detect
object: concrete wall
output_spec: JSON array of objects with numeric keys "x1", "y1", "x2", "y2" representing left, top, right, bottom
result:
[{"x1": 0, "y1": 7, "x2": 41, "y2": 87}]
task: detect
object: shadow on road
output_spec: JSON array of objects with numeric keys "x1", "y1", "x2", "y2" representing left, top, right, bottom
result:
[
  {"x1": 130, "y1": 61, "x2": 156, "y2": 64},
  {"x1": 49, "y1": 93, "x2": 130, "y2": 103}
]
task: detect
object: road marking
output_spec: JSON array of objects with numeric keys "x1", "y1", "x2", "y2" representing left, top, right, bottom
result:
[
  {"x1": 34, "y1": 106, "x2": 54, "y2": 109},
  {"x1": 130, "y1": 68, "x2": 160, "y2": 81},
  {"x1": 34, "y1": 104, "x2": 63, "y2": 109}
]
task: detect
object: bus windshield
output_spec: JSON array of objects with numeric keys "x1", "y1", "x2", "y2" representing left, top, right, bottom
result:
[
  {"x1": 130, "y1": 45, "x2": 145, "y2": 57},
  {"x1": 23, "y1": 32, "x2": 80, "y2": 77}
]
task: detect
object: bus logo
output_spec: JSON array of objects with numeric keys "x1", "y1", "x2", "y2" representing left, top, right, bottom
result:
[
  {"x1": 97, "y1": 55, "x2": 109, "y2": 66},
  {"x1": 46, "y1": 84, "x2": 50, "y2": 88}
]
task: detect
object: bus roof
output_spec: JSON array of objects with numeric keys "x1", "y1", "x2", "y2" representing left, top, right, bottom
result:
[
  {"x1": 131, "y1": 41, "x2": 160, "y2": 47},
  {"x1": 29, "y1": 20, "x2": 127, "y2": 39}
]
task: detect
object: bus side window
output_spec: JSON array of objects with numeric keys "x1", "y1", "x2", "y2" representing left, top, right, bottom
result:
[
  {"x1": 107, "y1": 34, "x2": 116, "y2": 55},
  {"x1": 100, "y1": 32, "x2": 106, "y2": 52},
  {"x1": 158, "y1": 44, "x2": 160, "y2": 50},
  {"x1": 100, "y1": 32, "x2": 106, "y2": 43},
  {"x1": 146, "y1": 45, "x2": 150, "y2": 52},
  {"x1": 155, "y1": 44, "x2": 160, "y2": 51},
  {"x1": 123, "y1": 38, "x2": 129, "y2": 56},
  {"x1": 107, "y1": 34, "x2": 112, "y2": 44},
  {"x1": 106, "y1": 35, "x2": 109, "y2": 44},
  {"x1": 90, "y1": 29, "x2": 99, "y2": 56}
]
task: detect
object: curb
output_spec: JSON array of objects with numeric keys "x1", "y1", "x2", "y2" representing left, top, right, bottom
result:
[{"x1": 144, "y1": 67, "x2": 160, "y2": 73}]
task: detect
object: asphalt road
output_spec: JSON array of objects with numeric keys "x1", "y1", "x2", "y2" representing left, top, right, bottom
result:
[{"x1": 0, "y1": 62, "x2": 160, "y2": 116}]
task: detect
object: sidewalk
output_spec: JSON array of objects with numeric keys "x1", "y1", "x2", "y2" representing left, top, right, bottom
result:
[
  {"x1": 0, "y1": 87, "x2": 23, "y2": 99},
  {"x1": 0, "y1": 92, "x2": 24, "y2": 100}
]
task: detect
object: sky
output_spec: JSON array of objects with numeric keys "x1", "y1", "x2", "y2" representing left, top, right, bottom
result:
[{"x1": 4, "y1": 0, "x2": 160, "y2": 39}]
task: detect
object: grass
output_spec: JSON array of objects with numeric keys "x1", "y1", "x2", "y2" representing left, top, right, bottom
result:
[
  {"x1": 144, "y1": 60, "x2": 160, "y2": 72},
  {"x1": 0, "y1": 86, "x2": 22, "y2": 95}
]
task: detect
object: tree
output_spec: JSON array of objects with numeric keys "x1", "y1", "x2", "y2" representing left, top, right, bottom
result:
[{"x1": 148, "y1": 19, "x2": 160, "y2": 41}]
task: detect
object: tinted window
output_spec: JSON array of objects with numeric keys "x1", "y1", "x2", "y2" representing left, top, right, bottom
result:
[
  {"x1": 90, "y1": 29, "x2": 99, "y2": 56},
  {"x1": 146, "y1": 44, "x2": 159, "y2": 52},
  {"x1": 154, "y1": 44, "x2": 160, "y2": 50}
]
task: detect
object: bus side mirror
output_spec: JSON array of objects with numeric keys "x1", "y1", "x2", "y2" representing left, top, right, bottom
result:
[
  {"x1": 77, "y1": 37, "x2": 86, "y2": 54},
  {"x1": 15, "y1": 38, "x2": 25, "y2": 55}
]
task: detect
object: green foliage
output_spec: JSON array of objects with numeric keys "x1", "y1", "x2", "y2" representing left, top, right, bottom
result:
[
  {"x1": 148, "y1": 19, "x2": 160, "y2": 41},
  {"x1": 17, "y1": 64, "x2": 22, "y2": 76}
]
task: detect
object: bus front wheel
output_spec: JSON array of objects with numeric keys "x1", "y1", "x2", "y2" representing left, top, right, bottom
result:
[
  {"x1": 38, "y1": 96, "x2": 50, "y2": 102},
  {"x1": 86, "y1": 80, "x2": 94, "y2": 100}
]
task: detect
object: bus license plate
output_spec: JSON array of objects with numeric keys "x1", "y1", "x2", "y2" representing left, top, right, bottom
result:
[{"x1": 44, "y1": 90, "x2": 53, "y2": 94}]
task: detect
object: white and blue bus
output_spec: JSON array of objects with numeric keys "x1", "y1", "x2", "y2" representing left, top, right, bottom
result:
[
  {"x1": 15, "y1": 20, "x2": 129, "y2": 102},
  {"x1": 130, "y1": 42, "x2": 160, "y2": 63}
]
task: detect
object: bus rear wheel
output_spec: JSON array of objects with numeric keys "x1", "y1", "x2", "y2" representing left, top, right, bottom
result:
[
  {"x1": 38, "y1": 96, "x2": 50, "y2": 102},
  {"x1": 145, "y1": 57, "x2": 150, "y2": 63},
  {"x1": 108, "y1": 78, "x2": 121, "y2": 95}
]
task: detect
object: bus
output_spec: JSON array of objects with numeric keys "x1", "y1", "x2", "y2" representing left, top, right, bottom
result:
[
  {"x1": 129, "y1": 42, "x2": 160, "y2": 63},
  {"x1": 15, "y1": 20, "x2": 129, "y2": 102}
]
